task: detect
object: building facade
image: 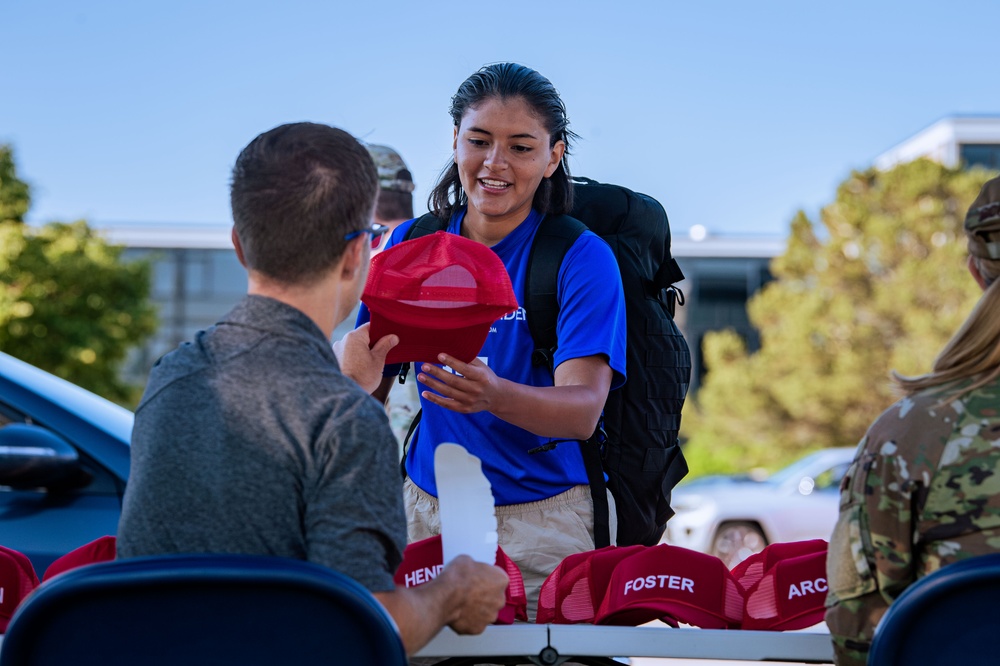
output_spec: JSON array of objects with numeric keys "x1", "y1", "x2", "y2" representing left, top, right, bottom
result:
[
  {"x1": 875, "y1": 115, "x2": 1000, "y2": 171},
  {"x1": 111, "y1": 224, "x2": 247, "y2": 387},
  {"x1": 671, "y1": 236, "x2": 782, "y2": 391}
]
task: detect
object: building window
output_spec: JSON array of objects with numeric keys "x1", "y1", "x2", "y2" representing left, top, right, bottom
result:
[
  {"x1": 696, "y1": 276, "x2": 749, "y2": 305},
  {"x1": 209, "y1": 250, "x2": 247, "y2": 297},
  {"x1": 960, "y1": 144, "x2": 1000, "y2": 170}
]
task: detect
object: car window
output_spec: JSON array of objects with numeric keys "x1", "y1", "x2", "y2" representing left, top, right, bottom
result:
[
  {"x1": 0, "y1": 401, "x2": 26, "y2": 426},
  {"x1": 0, "y1": 399, "x2": 120, "y2": 496},
  {"x1": 0, "y1": 353, "x2": 133, "y2": 444},
  {"x1": 813, "y1": 462, "x2": 850, "y2": 491},
  {"x1": 767, "y1": 454, "x2": 825, "y2": 485}
]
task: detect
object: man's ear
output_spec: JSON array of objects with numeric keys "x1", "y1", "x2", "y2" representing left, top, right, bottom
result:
[
  {"x1": 232, "y1": 227, "x2": 247, "y2": 268},
  {"x1": 341, "y1": 236, "x2": 366, "y2": 279}
]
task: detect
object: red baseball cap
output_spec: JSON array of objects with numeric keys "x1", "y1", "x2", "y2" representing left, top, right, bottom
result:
[
  {"x1": 594, "y1": 544, "x2": 744, "y2": 629},
  {"x1": 363, "y1": 231, "x2": 518, "y2": 365},
  {"x1": 731, "y1": 539, "x2": 828, "y2": 592},
  {"x1": 742, "y1": 548, "x2": 829, "y2": 631},
  {"x1": 537, "y1": 545, "x2": 645, "y2": 624},
  {"x1": 393, "y1": 535, "x2": 526, "y2": 624},
  {"x1": 0, "y1": 546, "x2": 40, "y2": 633},
  {"x1": 42, "y1": 535, "x2": 117, "y2": 582}
]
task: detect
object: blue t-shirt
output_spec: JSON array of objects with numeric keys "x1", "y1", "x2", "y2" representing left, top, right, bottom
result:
[{"x1": 358, "y1": 207, "x2": 626, "y2": 505}]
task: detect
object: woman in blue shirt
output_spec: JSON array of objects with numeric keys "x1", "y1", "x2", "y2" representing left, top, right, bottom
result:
[{"x1": 362, "y1": 63, "x2": 627, "y2": 619}]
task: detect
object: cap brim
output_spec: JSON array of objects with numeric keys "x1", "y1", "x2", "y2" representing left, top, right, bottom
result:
[
  {"x1": 371, "y1": 312, "x2": 491, "y2": 365},
  {"x1": 496, "y1": 602, "x2": 520, "y2": 625},
  {"x1": 595, "y1": 600, "x2": 732, "y2": 629},
  {"x1": 743, "y1": 607, "x2": 826, "y2": 631},
  {"x1": 772, "y1": 609, "x2": 827, "y2": 631}
]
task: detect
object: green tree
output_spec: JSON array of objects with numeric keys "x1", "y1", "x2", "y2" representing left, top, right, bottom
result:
[
  {"x1": 683, "y1": 158, "x2": 997, "y2": 475},
  {"x1": 0, "y1": 146, "x2": 31, "y2": 224},
  {"x1": 0, "y1": 145, "x2": 156, "y2": 406}
]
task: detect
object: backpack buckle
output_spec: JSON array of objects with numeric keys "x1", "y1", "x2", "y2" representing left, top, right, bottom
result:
[
  {"x1": 661, "y1": 285, "x2": 685, "y2": 318},
  {"x1": 531, "y1": 347, "x2": 555, "y2": 370},
  {"x1": 591, "y1": 424, "x2": 608, "y2": 447}
]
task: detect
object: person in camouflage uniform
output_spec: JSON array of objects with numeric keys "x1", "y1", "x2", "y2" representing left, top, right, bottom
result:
[
  {"x1": 366, "y1": 144, "x2": 417, "y2": 251},
  {"x1": 825, "y1": 175, "x2": 1000, "y2": 666}
]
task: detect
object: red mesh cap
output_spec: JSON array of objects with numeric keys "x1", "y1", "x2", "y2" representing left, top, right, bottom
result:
[
  {"x1": 743, "y1": 548, "x2": 829, "y2": 631},
  {"x1": 393, "y1": 535, "x2": 526, "y2": 624},
  {"x1": 537, "y1": 545, "x2": 645, "y2": 624},
  {"x1": 731, "y1": 539, "x2": 828, "y2": 592},
  {"x1": 594, "y1": 544, "x2": 744, "y2": 629},
  {"x1": 363, "y1": 231, "x2": 518, "y2": 364},
  {"x1": 0, "y1": 546, "x2": 40, "y2": 633},
  {"x1": 42, "y1": 535, "x2": 117, "y2": 582}
]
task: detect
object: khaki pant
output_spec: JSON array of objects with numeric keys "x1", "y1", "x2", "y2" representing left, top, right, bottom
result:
[{"x1": 403, "y1": 478, "x2": 617, "y2": 622}]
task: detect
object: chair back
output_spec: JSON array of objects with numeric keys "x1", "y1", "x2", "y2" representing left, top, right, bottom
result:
[
  {"x1": 0, "y1": 554, "x2": 406, "y2": 666},
  {"x1": 868, "y1": 552, "x2": 1000, "y2": 666}
]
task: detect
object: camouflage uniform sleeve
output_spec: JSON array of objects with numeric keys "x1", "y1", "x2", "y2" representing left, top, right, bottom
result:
[{"x1": 825, "y1": 399, "x2": 925, "y2": 666}]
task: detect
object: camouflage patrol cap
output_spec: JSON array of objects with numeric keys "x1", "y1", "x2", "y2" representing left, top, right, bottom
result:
[
  {"x1": 366, "y1": 144, "x2": 416, "y2": 194},
  {"x1": 965, "y1": 176, "x2": 1000, "y2": 259}
]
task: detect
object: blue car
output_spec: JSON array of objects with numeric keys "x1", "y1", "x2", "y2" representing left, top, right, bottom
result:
[{"x1": 0, "y1": 351, "x2": 131, "y2": 576}]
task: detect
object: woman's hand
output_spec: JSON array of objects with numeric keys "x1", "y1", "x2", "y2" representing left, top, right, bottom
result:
[
  {"x1": 416, "y1": 354, "x2": 505, "y2": 414},
  {"x1": 419, "y1": 352, "x2": 612, "y2": 440}
]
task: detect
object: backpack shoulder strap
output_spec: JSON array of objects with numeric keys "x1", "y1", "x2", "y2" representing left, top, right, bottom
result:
[
  {"x1": 525, "y1": 214, "x2": 611, "y2": 548},
  {"x1": 404, "y1": 213, "x2": 448, "y2": 241},
  {"x1": 525, "y1": 214, "x2": 587, "y2": 369},
  {"x1": 399, "y1": 408, "x2": 422, "y2": 480}
]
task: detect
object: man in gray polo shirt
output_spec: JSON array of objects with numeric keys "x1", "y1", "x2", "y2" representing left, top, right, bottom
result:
[{"x1": 117, "y1": 122, "x2": 508, "y2": 655}]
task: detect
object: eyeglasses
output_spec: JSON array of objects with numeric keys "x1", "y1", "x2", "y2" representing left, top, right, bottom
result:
[{"x1": 344, "y1": 223, "x2": 390, "y2": 250}]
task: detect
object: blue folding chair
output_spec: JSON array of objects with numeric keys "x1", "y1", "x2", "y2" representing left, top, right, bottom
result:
[
  {"x1": 867, "y1": 552, "x2": 1000, "y2": 666},
  {"x1": 0, "y1": 553, "x2": 407, "y2": 666}
]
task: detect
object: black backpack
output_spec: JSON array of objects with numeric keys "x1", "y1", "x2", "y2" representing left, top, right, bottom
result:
[{"x1": 402, "y1": 176, "x2": 691, "y2": 548}]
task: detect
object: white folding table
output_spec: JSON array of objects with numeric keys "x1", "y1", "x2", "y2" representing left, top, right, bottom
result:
[
  {"x1": 0, "y1": 620, "x2": 835, "y2": 665},
  {"x1": 415, "y1": 623, "x2": 834, "y2": 665}
]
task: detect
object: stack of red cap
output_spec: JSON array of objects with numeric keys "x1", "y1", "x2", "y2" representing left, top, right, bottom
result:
[
  {"x1": 734, "y1": 540, "x2": 829, "y2": 631},
  {"x1": 594, "y1": 544, "x2": 744, "y2": 629},
  {"x1": 536, "y1": 545, "x2": 645, "y2": 624},
  {"x1": 363, "y1": 231, "x2": 519, "y2": 365},
  {"x1": 393, "y1": 535, "x2": 527, "y2": 624},
  {"x1": 731, "y1": 539, "x2": 827, "y2": 592},
  {"x1": 42, "y1": 535, "x2": 117, "y2": 582},
  {"x1": 0, "y1": 546, "x2": 40, "y2": 633}
]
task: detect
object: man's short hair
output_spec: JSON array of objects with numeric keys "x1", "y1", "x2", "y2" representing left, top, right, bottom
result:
[{"x1": 230, "y1": 122, "x2": 378, "y2": 284}]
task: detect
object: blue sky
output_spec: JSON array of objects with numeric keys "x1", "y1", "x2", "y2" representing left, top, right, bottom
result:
[{"x1": 4, "y1": 0, "x2": 998, "y2": 238}]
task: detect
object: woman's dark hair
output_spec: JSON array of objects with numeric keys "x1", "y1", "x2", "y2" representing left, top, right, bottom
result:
[{"x1": 428, "y1": 62, "x2": 578, "y2": 220}]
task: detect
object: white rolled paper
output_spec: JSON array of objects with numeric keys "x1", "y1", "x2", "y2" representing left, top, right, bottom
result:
[{"x1": 434, "y1": 442, "x2": 499, "y2": 565}]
